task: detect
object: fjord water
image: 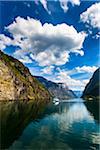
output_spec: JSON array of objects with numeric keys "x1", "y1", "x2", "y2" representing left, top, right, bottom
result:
[{"x1": 0, "y1": 99, "x2": 100, "y2": 150}]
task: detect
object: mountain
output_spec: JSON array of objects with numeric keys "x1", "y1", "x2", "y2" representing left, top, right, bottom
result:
[
  {"x1": 0, "y1": 50, "x2": 51, "y2": 101},
  {"x1": 82, "y1": 68, "x2": 100, "y2": 100},
  {"x1": 34, "y1": 76, "x2": 76, "y2": 99},
  {"x1": 74, "y1": 91, "x2": 82, "y2": 98}
]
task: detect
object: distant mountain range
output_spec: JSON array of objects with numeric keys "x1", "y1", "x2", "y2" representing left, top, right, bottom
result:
[
  {"x1": 73, "y1": 91, "x2": 82, "y2": 98},
  {"x1": 0, "y1": 50, "x2": 99, "y2": 101},
  {"x1": 35, "y1": 76, "x2": 76, "y2": 99},
  {"x1": 82, "y1": 68, "x2": 99, "y2": 100},
  {"x1": 0, "y1": 50, "x2": 76, "y2": 101}
]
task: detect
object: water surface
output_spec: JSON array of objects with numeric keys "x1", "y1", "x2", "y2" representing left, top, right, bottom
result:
[{"x1": 0, "y1": 98, "x2": 100, "y2": 150}]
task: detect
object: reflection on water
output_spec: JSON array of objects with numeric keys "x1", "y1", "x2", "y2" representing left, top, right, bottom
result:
[
  {"x1": 0, "y1": 100, "x2": 47, "y2": 149},
  {"x1": 0, "y1": 98, "x2": 100, "y2": 150},
  {"x1": 84, "y1": 100, "x2": 99, "y2": 122}
]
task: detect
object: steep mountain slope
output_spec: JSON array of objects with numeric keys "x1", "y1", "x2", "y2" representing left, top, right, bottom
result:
[
  {"x1": 82, "y1": 68, "x2": 100, "y2": 100},
  {"x1": 74, "y1": 91, "x2": 82, "y2": 98},
  {"x1": 35, "y1": 76, "x2": 76, "y2": 99},
  {"x1": 0, "y1": 50, "x2": 51, "y2": 101}
]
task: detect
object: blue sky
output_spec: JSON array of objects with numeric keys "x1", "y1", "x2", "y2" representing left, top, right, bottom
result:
[{"x1": 0, "y1": 0, "x2": 100, "y2": 91}]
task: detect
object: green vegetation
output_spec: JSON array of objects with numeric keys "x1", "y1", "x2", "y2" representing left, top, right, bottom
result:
[{"x1": 0, "y1": 50, "x2": 51, "y2": 101}]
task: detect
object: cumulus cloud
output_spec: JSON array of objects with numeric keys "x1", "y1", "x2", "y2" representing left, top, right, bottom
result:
[
  {"x1": 80, "y1": 3, "x2": 100, "y2": 29},
  {"x1": 0, "y1": 34, "x2": 12, "y2": 51},
  {"x1": 0, "y1": 16, "x2": 86, "y2": 66},
  {"x1": 32, "y1": 51, "x2": 70, "y2": 66},
  {"x1": 59, "y1": 0, "x2": 80, "y2": 12}
]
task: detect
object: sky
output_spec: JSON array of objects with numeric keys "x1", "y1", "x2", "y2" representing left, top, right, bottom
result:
[{"x1": 0, "y1": 0, "x2": 100, "y2": 91}]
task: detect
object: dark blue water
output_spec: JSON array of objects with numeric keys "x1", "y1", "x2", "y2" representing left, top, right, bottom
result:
[{"x1": 5, "y1": 98, "x2": 99, "y2": 150}]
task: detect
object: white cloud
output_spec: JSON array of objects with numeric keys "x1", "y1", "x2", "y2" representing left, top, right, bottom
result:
[
  {"x1": 50, "y1": 65, "x2": 98, "y2": 91},
  {"x1": 19, "y1": 56, "x2": 32, "y2": 63},
  {"x1": 0, "y1": 42, "x2": 6, "y2": 51},
  {"x1": 0, "y1": 34, "x2": 12, "y2": 51},
  {"x1": 40, "y1": 0, "x2": 49, "y2": 13},
  {"x1": 59, "y1": 0, "x2": 69, "y2": 12},
  {"x1": 42, "y1": 66, "x2": 54, "y2": 75},
  {"x1": 56, "y1": 65, "x2": 97, "y2": 76},
  {"x1": 92, "y1": 32, "x2": 100, "y2": 39},
  {"x1": 33, "y1": 51, "x2": 70, "y2": 66},
  {"x1": 35, "y1": 0, "x2": 50, "y2": 14},
  {"x1": 59, "y1": 0, "x2": 80, "y2": 12},
  {"x1": 34, "y1": 0, "x2": 80, "y2": 13},
  {"x1": 80, "y1": 3, "x2": 100, "y2": 29},
  {"x1": 76, "y1": 66, "x2": 98, "y2": 73},
  {"x1": 0, "y1": 17, "x2": 86, "y2": 66},
  {"x1": 52, "y1": 69, "x2": 89, "y2": 91}
]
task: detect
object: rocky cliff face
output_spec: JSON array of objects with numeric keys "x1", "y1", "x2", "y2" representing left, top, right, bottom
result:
[
  {"x1": 0, "y1": 50, "x2": 51, "y2": 101},
  {"x1": 82, "y1": 68, "x2": 100, "y2": 100},
  {"x1": 35, "y1": 76, "x2": 76, "y2": 99}
]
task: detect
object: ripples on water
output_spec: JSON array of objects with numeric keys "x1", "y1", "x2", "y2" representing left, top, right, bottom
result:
[{"x1": 0, "y1": 98, "x2": 100, "y2": 150}]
